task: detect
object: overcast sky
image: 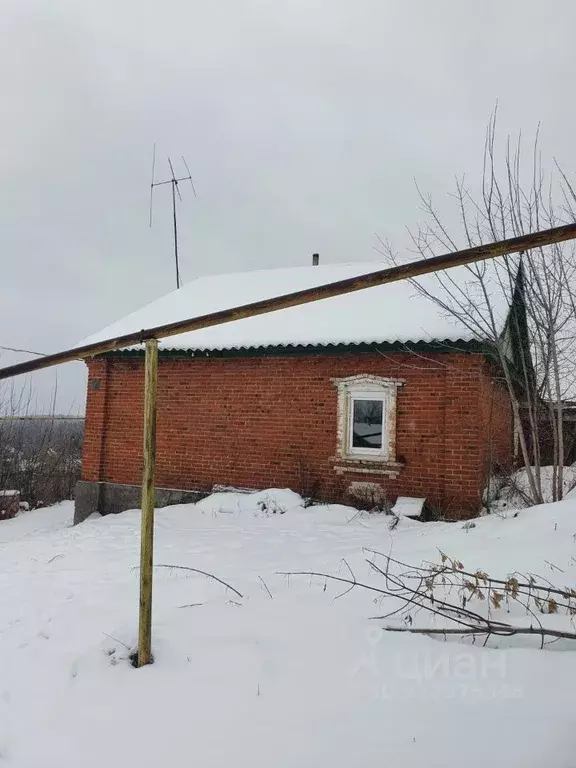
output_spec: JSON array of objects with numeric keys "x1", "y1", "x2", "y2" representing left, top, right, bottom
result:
[{"x1": 2, "y1": 0, "x2": 575, "y2": 412}]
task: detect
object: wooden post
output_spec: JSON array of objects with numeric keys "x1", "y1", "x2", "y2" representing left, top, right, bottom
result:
[{"x1": 137, "y1": 338, "x2": 158, "y2": 667}]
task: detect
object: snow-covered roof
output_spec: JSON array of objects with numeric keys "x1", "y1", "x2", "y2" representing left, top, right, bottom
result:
[{"x1": 80, "y1": 262, "x2": 511, "y2": 353}]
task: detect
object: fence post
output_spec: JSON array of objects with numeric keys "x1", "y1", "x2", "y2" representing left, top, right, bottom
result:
[{"x1": 137, "y1": 338, "x2": 158, "y2": 667}]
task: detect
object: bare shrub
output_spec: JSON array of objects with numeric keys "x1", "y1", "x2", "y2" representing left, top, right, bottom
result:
[
  {"x1": 281, "y1": 550, "x2": 576, "y2": 647},
  {"x1": 0, "y1": 380, "x2": 83, "y2": 509},
  {"x1": 294, "y1": 454, "x2": 322, "y2": 507},
  {"x1": 347, "y1": 481, "x2": 392, "y2": 512}
]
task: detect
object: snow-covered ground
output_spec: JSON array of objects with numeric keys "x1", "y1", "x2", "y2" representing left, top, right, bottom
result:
[
  {"x1": 490, "y1": 464, "x2": 576, "y2": 510},
  {"x1": 1, "y1": 491, "x2": 576, "y2": 767}
]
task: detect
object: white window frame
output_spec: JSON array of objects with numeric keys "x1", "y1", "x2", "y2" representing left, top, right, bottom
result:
[
  {"x1": 348, "y1": 389, "x2": 387, "y2": 457},
  {"x1": 332, "y1": 374, "x2": 404, "y2": 466}
]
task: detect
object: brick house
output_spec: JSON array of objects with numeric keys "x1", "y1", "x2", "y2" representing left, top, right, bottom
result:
[{"x1": 75, "y1": 261, "x2": 523, "y2": 523}]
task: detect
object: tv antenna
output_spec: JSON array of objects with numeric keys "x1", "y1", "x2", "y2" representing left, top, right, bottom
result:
[{"x1": 149, "y1": 143, "x2": 196, "y2": 289}]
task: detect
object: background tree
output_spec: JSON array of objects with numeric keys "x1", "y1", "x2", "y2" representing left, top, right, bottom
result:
[
  {"x1": 378, "y1": 110, "x2": 576, "y2": 505},
  {"x1": 0, "y1": 378, "x2": 83, "y2": 509}
]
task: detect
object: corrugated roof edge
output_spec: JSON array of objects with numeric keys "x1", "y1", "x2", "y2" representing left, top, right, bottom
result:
[{"x1": 100, "y1": 338, "x2": 493, "y2": 359}]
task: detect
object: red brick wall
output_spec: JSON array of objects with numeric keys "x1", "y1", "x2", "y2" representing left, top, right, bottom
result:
[
  {"x1": 82, "y1": 351, "x2": 512, "y2": 518},
  {"x1": 478, "y1": 362, "x2": 514, "y2": 478},
  {"x1": 82, "y1": 358, "x2": 109, "y2": 483}
]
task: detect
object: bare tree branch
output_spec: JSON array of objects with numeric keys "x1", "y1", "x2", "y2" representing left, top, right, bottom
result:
[{"x1": 154, "y1": 564, "x2": 244, "y2": 598}]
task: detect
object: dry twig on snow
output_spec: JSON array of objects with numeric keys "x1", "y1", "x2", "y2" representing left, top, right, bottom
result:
[
  {"x1": 279, "y1": 548, "x2": 576, "y2": 648},
  {"x1": 153, "y1": 564, "x2": 244, "y2": 598}
]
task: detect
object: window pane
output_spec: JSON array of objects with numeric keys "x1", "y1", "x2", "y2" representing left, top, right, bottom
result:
[{"x1": 352, "y1": 399, "x2": 383, "y2": 449}]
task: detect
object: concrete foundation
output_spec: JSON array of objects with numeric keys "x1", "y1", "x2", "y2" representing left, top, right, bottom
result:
[{"x1": 74, "y1": 480, "x2": 207, "y2": 525}]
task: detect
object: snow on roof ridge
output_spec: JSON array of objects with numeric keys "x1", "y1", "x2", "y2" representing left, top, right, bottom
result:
[
  {"x1": 184, "y1": 259, "x2": 387, "y2": 284},
  {"x1": 79, "y1": 260, "x2": 511, "y2": 353}
]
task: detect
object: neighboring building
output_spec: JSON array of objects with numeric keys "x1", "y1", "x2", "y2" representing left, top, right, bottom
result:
[{"x1": 75, "y1": 261, "x2": 522, "y2": 523}]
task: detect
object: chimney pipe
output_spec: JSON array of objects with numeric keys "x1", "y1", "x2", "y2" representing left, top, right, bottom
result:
[{"x1": 312, "y1": 253, "x2": 319, "y2": 266}]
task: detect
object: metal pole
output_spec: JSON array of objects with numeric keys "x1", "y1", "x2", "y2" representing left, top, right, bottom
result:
[
  {"x1": 172, "y1": 181, "x2": 181, "y2": 290},
  {"x1": 137, "y1": 338, "x2": 158, "y2": 667}
]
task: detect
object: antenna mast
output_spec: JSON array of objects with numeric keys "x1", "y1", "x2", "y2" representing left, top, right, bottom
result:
[{"x1": 149, "y1": 144, "x2": 196, "y2": 289}]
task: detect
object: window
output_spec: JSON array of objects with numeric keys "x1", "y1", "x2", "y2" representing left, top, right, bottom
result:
[
  {"x1": 332, "y1": 374, "x2": 404, "y2": 468},
  {"x1": 349, "y1": 392, "x2": 385, "y2": 455}
]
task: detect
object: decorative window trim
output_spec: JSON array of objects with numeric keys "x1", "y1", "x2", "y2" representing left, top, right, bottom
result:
[
  {"x1": 333, "y1": 459, "x2": 404, "y2": 475},
  {"x1": 332, "y1": 374, "x2": 404, "y2": 468}
]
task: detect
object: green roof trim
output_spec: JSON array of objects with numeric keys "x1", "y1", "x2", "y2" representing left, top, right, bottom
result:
[{"x1": 100, "y1": 338, "x2": 493, "y2": 361}]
